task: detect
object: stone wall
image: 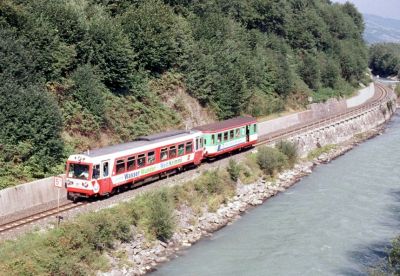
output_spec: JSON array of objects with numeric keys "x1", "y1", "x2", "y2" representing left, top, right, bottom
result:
[{"x1": 284, "y1": 93, "x2": 397, "y2": 157}]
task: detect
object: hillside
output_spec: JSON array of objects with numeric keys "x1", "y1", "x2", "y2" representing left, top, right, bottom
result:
[
  {"x1": 363, "y1": 14, "x2": 400, "y2": 44},
  {"x1": 0, "y1": 0, "x2": 368, "y2": 188}
]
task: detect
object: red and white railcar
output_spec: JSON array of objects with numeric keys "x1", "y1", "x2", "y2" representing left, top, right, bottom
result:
[{"x1": 65, "y1": 130, "x2": 203, "y2": 200}]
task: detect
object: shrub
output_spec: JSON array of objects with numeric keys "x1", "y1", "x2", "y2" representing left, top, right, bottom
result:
[
  {"x1": 276, "y1": 140, "x2": 298, "y2": 167},
  {"x1": 131, "y1": 189, "x2": 175, "y2": 241},
  {"x1": 227, "y1": 159, "x2": 241, "y2": 182},
  {"x1": 256, "y1": 146, "x2": 288, "y2": 176}
]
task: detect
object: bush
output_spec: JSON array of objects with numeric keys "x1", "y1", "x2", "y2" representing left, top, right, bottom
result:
[
  {"x1": 276, "y1": 140, "x2": 298, "y2": 168},
  {"x1": 256, "y1": 146, "x2": 288, "y2": 176},
  {"x1": 227, "y1": 159, "x2": 241, "y2": 182},
  {"x1": 389, "y1": 236, "x2": 400, "y2": 274},
  {"x1": 131, "y1": 189, "x2": 175, "y2": 241}
]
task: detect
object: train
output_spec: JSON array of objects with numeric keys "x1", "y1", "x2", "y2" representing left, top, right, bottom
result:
[{"x1": 65, "y1": 116, "x2": 258, "y2": 201}]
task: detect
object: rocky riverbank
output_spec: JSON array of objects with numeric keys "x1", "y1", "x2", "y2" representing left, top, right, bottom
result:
[{"x1": 101, "y1": 125, "x2": 386, "y2": 276}]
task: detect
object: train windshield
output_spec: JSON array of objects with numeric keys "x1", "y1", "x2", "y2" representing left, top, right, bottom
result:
[{"x1": 68, "y1": 163, "x2": 90, "y2": 180}]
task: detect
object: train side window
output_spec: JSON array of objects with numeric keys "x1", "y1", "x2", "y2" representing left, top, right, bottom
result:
[
  {"x1": 148, "y1": 151, "x2": 155, "y2": 164},
  {"x1": 235, "y1": 128, "x2": 240, "y2": 138},
  {"x1": 169, "y1": 146, "x2": 177, "y2": 158},
  {"x1": 127, "y1": 157, "x2": 135, "y2": 171},
  {"x1": 224, "y1": 132, "x2": 228, "y2": 141},
  {"x1": 196, "y1": 138, "x2": 199, "y2": 150},
  {"x1": 178, "y1": 144, "x2": 185, "y2": 156},
  {"x1": 102, "y1": 161, "x2": 109, "y2": 177},
  {"x1": 186, "y1": 141, "x2": 193, "y2": 153},
  {"x1": 93, "y1": 164, "x2": 100, "y2": 179},
  {"x1": 254, "y1": 124, "x2": 257, "y2": 133},
  {"x1": 200, "y1": 138, "x2": 203, "y2": 147},
  {"x1": 137, "y1": 154, "x2": 146, "y2": 168},
  {"x1": 211, "y1": 135, "x2": 215, "y2": 145},
  {"x1": 217, "y1": 133, "x2": 222, "y2": 143},
  {"x1": 116, "y1": 159, "x2": 125, "y2": 174},
  {"x1": 160, "y1": 148, "x2": 168, "y2": 160},
  {"x1": 230, "y1": 130, "x2": 234, "y2": 139}
]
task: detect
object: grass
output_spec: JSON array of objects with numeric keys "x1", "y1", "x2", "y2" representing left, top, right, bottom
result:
[{"x1": 307, "y1": 144, "x2": 337, "y2": 160}]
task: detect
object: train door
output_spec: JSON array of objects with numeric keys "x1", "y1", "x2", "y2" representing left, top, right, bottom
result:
[
  {"x1": 194, "y1": 136, "x2": 203, "y2": 164},
  {"x1": 246, "y1": 125, "x2": 250, "y2": 142},
  {"x1": 99, "y1": 160, "x2": 112, "y2": 195}
]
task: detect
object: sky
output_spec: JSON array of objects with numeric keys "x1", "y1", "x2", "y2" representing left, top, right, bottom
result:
[{"x1": 332, "y1": 0, "x2": 400, "y2": 20}]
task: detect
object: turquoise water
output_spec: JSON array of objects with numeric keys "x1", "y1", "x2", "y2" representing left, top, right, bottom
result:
[{"x1": 152, "y1": 113, "x2": 400, "y2": 276}]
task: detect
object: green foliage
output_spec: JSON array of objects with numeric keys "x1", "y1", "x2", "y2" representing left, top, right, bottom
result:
[
  {"x1": 256, "y1": 146, "x2": 288, "y2": 176},
  {"x1": 395, "y1": 85, "x2": 400, "y2": 97},
  {"x1": 84, "y1": 12, "x2": 135, "y2": 93},
  {"x1": 121, "y1": 0, "x2": 192, "y2": 73},
  {"x1": 131, "y1": 189, "x2": 175, "y2": 241},
  {"x1": 276, "y1": 140, "x2": 298, "y2": 168},
  {"x1": 369, "y1": 43, "x2": 400, "y2": 77},
  {"x1": 227, "y1": 159, "x2": 241, "y2": 182},
  {"x1": 0, "y1": 207, "x2": 131, "y2": 275},
  {"x1": 71, "y1": 64, "x2": 106, "y2": 121},
  {"x1": 0, "y1": 82, "x2": 64, "y2": 178},
  {"x1": 388, "y1": 236, "x2": 400, "y2": 274}
]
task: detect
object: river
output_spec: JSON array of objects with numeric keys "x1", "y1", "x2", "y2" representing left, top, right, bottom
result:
[{"x1": 152, "y1": 112, "x2": 400, "y2": 276}]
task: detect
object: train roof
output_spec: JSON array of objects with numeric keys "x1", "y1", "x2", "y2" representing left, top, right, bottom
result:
[
  {"x1": 80, "y1": 130, "x2": 198, "y2": 158},
  {"x1": 194, "y1": 116, "x2": 256, "y2": 133}
]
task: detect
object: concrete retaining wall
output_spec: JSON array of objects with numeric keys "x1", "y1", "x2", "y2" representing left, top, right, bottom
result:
[
  {"x1": 346, "y1": 83, "x2": 374, "y2": 108},
  {"x1": 0, "y1": 177, "x2": 67, "y2": 217},
  {"x1": 259, "y1": 84, "x2": 375, "y2": 137}
]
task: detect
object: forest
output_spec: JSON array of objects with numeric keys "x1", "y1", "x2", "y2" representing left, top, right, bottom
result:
[
  {"x1": 369, "y1": 43, "x2": 400, "y2": 78},
  {"x1": 0, "y1": 0, "x2": 368, "y2": 188}
]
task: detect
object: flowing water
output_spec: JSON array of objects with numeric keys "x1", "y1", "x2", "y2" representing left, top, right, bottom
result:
[{"x1": 152, "y1": 113, "x2": 400, "y2": 276}]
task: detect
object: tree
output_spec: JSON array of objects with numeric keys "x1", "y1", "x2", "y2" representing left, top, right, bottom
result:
[
  {"x1": 121, "y1": 0, "x2": 192, "y2": 73},
  {"x1": 0, "y1": 81, "x2": 64, "y2": 176},
  {"x1": 298, "y1": 53, "x2": 321, "y2": 90},
  {"x1": 83, "y1": 11, "x2": 135, "y2": 93},
  {"x1": 71, "y1": 64, "x2": 106, "y2": 121}
]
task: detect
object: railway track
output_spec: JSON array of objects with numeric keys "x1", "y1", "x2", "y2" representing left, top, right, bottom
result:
[
  {"x1": 0, "y1": 83, "x2": 393, "y2": 236},
  {"x1": 0, "y1": 202, "x2": 87, "y2": 234}
]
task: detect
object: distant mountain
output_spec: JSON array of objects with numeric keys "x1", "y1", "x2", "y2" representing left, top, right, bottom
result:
[{"x1": 363, "y1": 14, "x2": 400, "y2": 44}]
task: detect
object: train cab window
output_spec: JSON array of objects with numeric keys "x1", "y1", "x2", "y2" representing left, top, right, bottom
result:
[
  {"x1": 224, "y1": 132, "x2": 228, "y2": 141},
  {"x1": 178, "y1": 144, "x2": 185, "y2": 156},
  {"x1": 169, "y1": 146, "x2": 177, "y2": 158},
  {"x1": 137, "y1": 154, "x2": 146, "y2": 168},
  {"x1": 160, "y1": 148, "x2": 168, "y2": 160},
  {"x1": 235, "y1": 128, "x2": 240, "y2": 138},
  {"x1": 127, "y1": 157, "x2": 135, "y2": 171},
  {"x1": 230, "y1": 130, "x2": 234, "y2": 139},
  {"x1": 148, "y1": 151, "x2": 155, "y2": 164},
  {"x1": 186, "y1": 141, "x2": 193, "y2": 153},
  {"x1": 217, "y1": 133, "x2": 222, "y2": 143},
  {"x1": 254, "y1": 124, "x2": 257, "y2": 133},
  {"x1": 211, "y1": 135, "x2": 215, "y2": 145},
  {"x1": 93, "y1": 164, "x2": 100, "y2": 179},
  {"x1": 116, "y1": 159, "x2": 126, "y2": 174}
]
